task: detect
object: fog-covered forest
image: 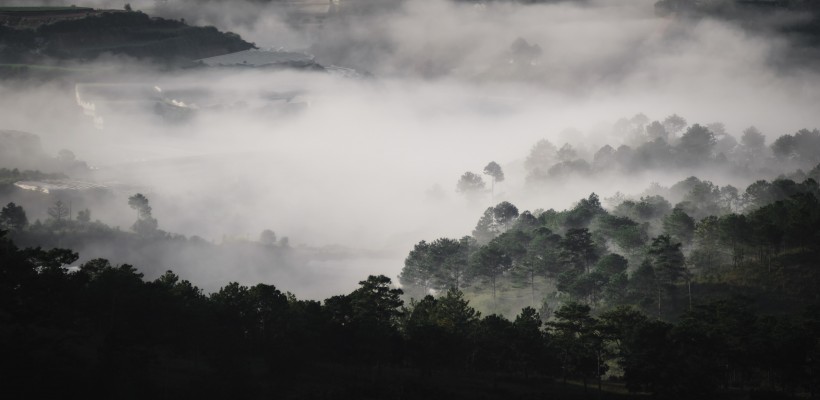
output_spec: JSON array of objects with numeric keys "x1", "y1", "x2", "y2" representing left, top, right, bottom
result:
[{"x1": 2, "y1": 0, "x2": 820, "y2": 398}]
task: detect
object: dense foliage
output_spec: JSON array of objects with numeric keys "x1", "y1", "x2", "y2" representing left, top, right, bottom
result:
[
  {"x1": 2, "y1": 226, "x2": 819, "y2": 399},
  {"x1": 3, "y1": 161, "x2": 820, "y2": 398},
  {"x1": 417, "y1": 168, "x2": 820, "y2": 315},
  {"x1": 517, "y1": 114, "x2": 820, "y2": 185}
]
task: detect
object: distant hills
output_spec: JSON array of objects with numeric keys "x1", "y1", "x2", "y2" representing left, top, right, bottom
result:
[{"x1": 0, "y1": 7, "x2": 254, "y2": 67}]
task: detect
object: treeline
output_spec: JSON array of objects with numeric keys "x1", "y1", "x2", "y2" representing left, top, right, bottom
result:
[
  {"x1": 453, "y1": 0, "x2": 585, "y2": 4},
  {"x1": 2, "y1": 167, "x2": 820, "y2": 398},
  {"x1": 655, "y1": 0, "x2": 820, "y2": 18},
  {"x1": 522, "y1": 113, "x2": 820, "y2": 183},
  {"x1": 407, "y1": 164, "x2": 820, "y2": 318},
  {"x1": 2, "y1": 229, "x2": 818, "y2": 399},
  {"x1": 0, "y1": 194, "x2": 299, "y2": 293},
  {"x1": 0, "y1": 130, "x2": 90, "y2": 175}
]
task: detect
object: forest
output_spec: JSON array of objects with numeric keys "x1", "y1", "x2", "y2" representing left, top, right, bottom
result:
[
  {"x1": 445, "y1": 116, "x2": 820, "y2": 316},
  {"x1": 3, "y1": 158, "x2": 820, "y2": 398}
]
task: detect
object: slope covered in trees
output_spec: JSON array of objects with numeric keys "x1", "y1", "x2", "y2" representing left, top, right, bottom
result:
[
  {"x1": 518, "y1": 113, "x2": 820, "y2": 186},
  {"x1": 2, "y1": 161, "x2": 819, "y2": 398},
  {"x1": 414, "y1": 165, "x2": 820, "y2": 319},
  {"x1": 2, "y1": 222, "x2": 819, "y2": 399}
]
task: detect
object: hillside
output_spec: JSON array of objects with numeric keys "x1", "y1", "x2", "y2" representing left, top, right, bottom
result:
[
  {"x1": 655, "y1": 0, "x2": 820, "y2": 48},
  {"x1": 0, "y1": 8, "x2": 254, "y2": 66},
  {"x1": 0, "y1": 6, "x2": 97, "y2": 29}
]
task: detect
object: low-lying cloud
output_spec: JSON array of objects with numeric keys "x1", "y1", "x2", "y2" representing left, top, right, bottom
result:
[{"x1": 1, "y1": 0, "x2": 820, "y2": 298}]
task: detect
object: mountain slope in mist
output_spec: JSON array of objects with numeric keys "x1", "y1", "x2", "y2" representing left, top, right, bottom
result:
[
  {"x1": 0, "y1": 8, "x2": 252, "y2": 65},
  {"x1": 2, "y1": 0, "x2": 820, "y2": 308}
]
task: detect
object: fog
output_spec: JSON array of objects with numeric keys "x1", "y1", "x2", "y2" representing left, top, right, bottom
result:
[{"x1": 2, "y1": 0, "x2": 820, "y2": 298}]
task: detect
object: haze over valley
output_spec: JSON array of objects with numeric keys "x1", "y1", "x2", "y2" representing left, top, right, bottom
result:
[
  {"x1": 3, "y1": 0, "x2": 820, "y2": 297},
  {"x1": 3, "y1": 1, "x2": 820, "y2": 398}
]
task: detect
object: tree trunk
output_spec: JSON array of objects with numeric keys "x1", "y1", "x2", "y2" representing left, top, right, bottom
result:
[
  {"x1": 492, "y1": 276, "x2": 497, "y2": 311},
  {"x1": 597, "y1": 351, "x2": 603, "y2": 395},
  {"x1": 455, "y1": 268, "x2": 460, "y2": 290},
  {"x1": 688, "y1": 279, "x2": 692, "y2": 312},
  {"x1": 531, "y1": 270, "x2": 536, "y2": 308},
  {"x1": 657, "y1": 286, "x2": 662, "y2": 319}
]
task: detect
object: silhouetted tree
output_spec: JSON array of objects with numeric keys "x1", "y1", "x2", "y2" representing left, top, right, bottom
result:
[
  {"x1": 662, "y1": 114, "x2": 687, "y2": 137},
  {"x1": 471, "y1": 243, "x2": 513, "y2": 307},
  {"x1": 772, "y1": 129, "x2": 820, "y2": 165},
  {"x1": 677, "y1": 124, "x2": 716, "y2": 165},
  {"x1": 472, "y1": 207, "x2": 499, "y2": 244},
  {"x1": 560, "y1": 228, "x2": 600, "y2": 273},
  {"x1": 1, "y1": 202, "x2": 27, "y2": 230},
  {"x1": 400, "y1": 240, "x2": 435, "y2": 297},
  {"x1": 741, "y1": 126, "x2": 766, "y2": 152},
  {"x1": 76, "y1": 208, "x2": 91, "y2": 223},
  {"x1": 592, "y1": 145, "x2": 616, "y2": 171},
  {"x1": 431, "y1": 237, "x2": 474, "y2": 290},
  {"x1": 564, "y1": 193, "x2": 604, "y2": 228},
  {"x1": 548, "y1": 302, "x2": 606, "y2": 389},
  {"x1": 646, "y1": 120, "x2": 668, "y2": 142},
  {"x1": 128, "y1": 193, "x2": 158, "y2": 235},
  {"x1": 647, "y1": 235, "x2": 685, "y2": 318},
  {"x1": 492, "y1": 201, "x2": 519, "y2": 231},
  {"x1": 47, "y1": 200, "x2": 69, "y2": 223},
  {"x1": 456, "y1": 171, "x2": 486, "y2": 197},
  {"x1": 128, "y1": 193, "x2": 152, "y2": 219},
  {"x1": 511, "y1": 306, "x2": 545, "y2": 377},
  {"x1": 351, "y1": 275, "x2": 404, "y2": 327},
  {"x1": 483, "y1": 161, "x2": 505, "y2": 198},
  {"x1": 524, "y1": 138, "x2": 557, "y2": 175},
  {"x1": 663, "y1": 207, "x2": 695, "y2": 246}
]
